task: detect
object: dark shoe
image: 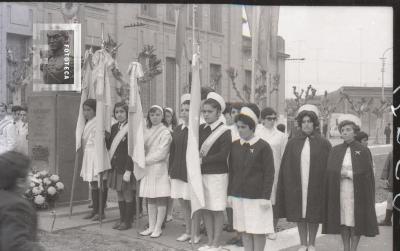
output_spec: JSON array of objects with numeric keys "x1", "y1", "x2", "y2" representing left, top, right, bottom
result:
[
  {"x1": 236, "y1": 238, "x2": 243, "y2": 247},
  {"x1": 226, "y1": 236, "x2": 241, "y2": 245},
  {"x1": 83, "y1": 211, "x2": 97, "y2": 220},
  {"x1": 118, "y1": 222, "x2": 131, "y2": 230},
  {"x1": 83, "y1": 189, "x2": 99, "y2": 219},
  {"x1": 92, "y1": 213, "x2": 105, "y2": 221},
  {"x1": 223, "y1": 224, "x2": 234, "y2": 232},
  {"x1": 113, "y1": 201, "x2": 126, "y2": 229},
  {"x1": 118, "y1": 201, "x2": 133, "y2": 230},
  {"x1": 162, "y1": 221, "x2": 166, "y2": 229}
]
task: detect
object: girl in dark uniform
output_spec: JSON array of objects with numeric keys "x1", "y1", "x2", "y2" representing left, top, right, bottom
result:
[{"x1": 107, "y1": 102, "x2": 135, "y2": 230}]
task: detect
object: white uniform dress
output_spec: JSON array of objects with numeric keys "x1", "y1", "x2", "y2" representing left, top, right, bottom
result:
[
  {"x1": 300, "y1": 137, "x2": 311, "y2": 218},
  {"x1": 0, "y1": 117, "x2": 16, "y2": 154},
  {"x1": 80, "y1": 117, "x2": 111, "y2": 182},
  {"x1": 140, "y1": 124, "x2": 172, "y2": 198},
  {"x1": 340, "y1": 147, "x2": 355, "y2": 227},
  {"x1": 15, "y1": 122, "x2": 28, "y2": 155},
  {"x1": 255, "y1": 125, "x2": 287, "y2": 205}
]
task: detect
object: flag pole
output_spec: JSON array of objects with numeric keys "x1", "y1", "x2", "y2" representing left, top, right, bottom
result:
[
  {"x1": 190, "y1": 5, "x2": 196, "y2": 251},
  {"x1": 69, "y1": 151, "x2": 79, "y2": 218},
  {"x1": 250, "y1": 6, "x2": 257, "y2": 103}
]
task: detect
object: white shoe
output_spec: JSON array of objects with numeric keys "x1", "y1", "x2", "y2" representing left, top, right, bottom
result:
[
  {"x1": 166, "y1": 215, "x2": 173, "y2": 222},
  {"x1": 189, "y1": 235, "x2": 202, "y2": 244},
  {"x1": 177, "y1": 233, "x2": 191, "y2": 242},
  {"x1": 150, "y1": 230, "x2": 162, "y2": 238},
  {"x1": 139, "y1": 228, "x2": 153, "y2": 236},
  {"x1": 267, "y1": 233, "x2": 277, "y2": 240},
  {"x1": 297, "y1": 246, "x2": 307, "y2": 251},
  {"x1": 198, "y1": 245, "x2": 210, "y2": 251},
  {"x1": 308, "y1": 245, "x2": 316, "y2": 251},
  {"x1": 208, "y1": 247, "x2": 222, "y2": 251}
]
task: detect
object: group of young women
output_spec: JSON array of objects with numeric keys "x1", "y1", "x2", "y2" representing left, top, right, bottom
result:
[{"x1": 78, "y1": 89, "x2": 379, "y2": 251}]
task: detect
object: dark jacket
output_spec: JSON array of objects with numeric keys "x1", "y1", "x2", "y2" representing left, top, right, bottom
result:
[
  {"x1": 106, "y1": 123, "x2": 133, "y2": 174},
  {"x1": 228, "y1": 139, "x2": 275, "y2": 200},
  {"x1": 169, "y1": 124, "x2": 188, "y2": 182},
  {"x1": 0, "y1": 190, "x2": 44, "y2": 251},
  {"x1": 323, "y1": 140, "x2": 379, "y2": 237},
  {"x1": 199, "y1": 123, "x2": 231, "y2": 174},
  {"x1": 275, "y1": 131, "x2": 332, "y2": 223}
]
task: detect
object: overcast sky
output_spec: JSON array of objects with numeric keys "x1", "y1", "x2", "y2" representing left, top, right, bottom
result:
[{"x1": 276, "y1": 6, "x2": 393, "y2": 98}]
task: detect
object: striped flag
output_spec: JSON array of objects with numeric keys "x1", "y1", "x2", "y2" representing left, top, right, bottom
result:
[
  {"x1": 186, "y1": 46, "x2": 205, "y2": 215},
  {"x1": 127, "y1": 62, "x2": 146, "y2": 180},
  {"x1": 75, "y1": 49, "x2": 94, "y2": 152}
]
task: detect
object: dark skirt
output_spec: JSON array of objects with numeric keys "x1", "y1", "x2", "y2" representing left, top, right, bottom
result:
[{"x1": 107, "y1": 168, "x2": 136, "y2": 192}]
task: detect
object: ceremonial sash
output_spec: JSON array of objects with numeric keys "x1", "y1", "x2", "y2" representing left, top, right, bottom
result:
[
  {"x1": 82, "y1": 118, "x2": 96, "y2": 145},
  {"x1": 200, "y1": 124, "x2": 229, "y2": 157},
  {"x1": 145, "y1": 125, "x2": 168, "y2": 151},
  {"x1": 109, "y1": 123, "x2": 128, "y2": 159},
  {"x1": 0, "y1": 118, "x2": 12, "y2": 135}
]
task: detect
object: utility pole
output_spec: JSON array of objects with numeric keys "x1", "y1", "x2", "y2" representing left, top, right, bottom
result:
[
  {"x1": 380, "y1": 47, "x2": 393, "y2": 101},
  {"x1": 358, "y1": 28, "x2": 362, "y2": 86}
]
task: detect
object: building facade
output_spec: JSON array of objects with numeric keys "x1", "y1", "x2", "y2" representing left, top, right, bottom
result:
[{"x1": 0, "y1": 3, "x2": 286, "y2": 114}]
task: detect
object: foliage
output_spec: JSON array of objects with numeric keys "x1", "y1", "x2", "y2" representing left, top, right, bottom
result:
[{"x1": 138, "y1": 45, "x2": 162, "y2": 83}]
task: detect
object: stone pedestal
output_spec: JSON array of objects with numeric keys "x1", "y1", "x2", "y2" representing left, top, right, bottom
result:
[{"x1": 28, "y1": 92, "x2": 88, "y2": 204}]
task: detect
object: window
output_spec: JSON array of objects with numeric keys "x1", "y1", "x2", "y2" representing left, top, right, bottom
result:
[
  {"x1": 141, "y1": 4, "x2": 157, "y2": 18},
  {"x1": 165, "y1": 57, "x2": 176, "y2": 109},
  {"x1": 188, "y1": 4, "x2": 202, "y2": 29},
  {"x1": 210, "y1": 64, "x2": 222, "y2": 93},
  {"x1": 210, "y1": 5, "x2": 222, "y2": 32},
  {"x1": 166, "y1": 5, "x2": 176, "y2": 23}
]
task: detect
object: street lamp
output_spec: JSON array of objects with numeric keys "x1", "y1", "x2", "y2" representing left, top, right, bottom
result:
[{"x1": 380, "y1": 47, "x2": 392, "y2": 101}]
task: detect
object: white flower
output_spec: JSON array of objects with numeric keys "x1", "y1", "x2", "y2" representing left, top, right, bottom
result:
[
  {"x1": 33, "y1": 173, "x2": 39, "y2": 178},
  {"x1": 34, "y1": 195, "x2": 45, "y2": 205},
  {"x1": 40, "y1": 170, "x2": 48, "y2": 176},
  {"x1": 32, "y1": 187, "x2": 41, "y2": 195},
  {"x1": 47, "y1": 186, "x2": 57, "y2": 195},
  {"x1": 55, "y1": 182, "x2": 64, "y2": 190},
  {"x1": 38, "y1": 185, "x2": 44, "y2": 192},
  {"x1": 43, "y1": 178, "x2": 52, "y2": 185},
  {"x1": 50, "y1": 175, "x2": 60, "y2": 182},
  {"x1": 30, "y1": 182, "x2": 35, "y2": 188}
]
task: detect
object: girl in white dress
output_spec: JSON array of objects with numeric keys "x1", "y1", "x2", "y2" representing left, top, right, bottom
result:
[
  {"x1": 139, "y1": 105, "x2": 172, "y2": 238},
  {"x1": 256, "y1": 107, "x2": 287, "y2": 240},
  {"x1": 228, "y1": 107, "x2": 275, "y2": 251}
]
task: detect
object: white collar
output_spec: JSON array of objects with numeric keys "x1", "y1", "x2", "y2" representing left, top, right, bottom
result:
[
  {"x1": 239, "y1": 135, "x2": 260, "y2": 146},
  {"x1": 205, "y1": 119, "x2": 221, "y2": 131},
  {"x1": 181, "y1": 123, "x2": 187, "y2": 130}
]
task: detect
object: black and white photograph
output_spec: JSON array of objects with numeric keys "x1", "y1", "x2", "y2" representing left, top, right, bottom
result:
[
  {"x1": 33, "y1": 23, "x2": 81, "y2": 91},
  {"x1": 0, "y1": 2, "x2": 397, "y2": 251}
]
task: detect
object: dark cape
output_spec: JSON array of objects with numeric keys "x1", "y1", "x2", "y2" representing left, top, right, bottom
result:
[
  {"x1": 322, "y1": 141, "x2": 379, "y2": 237},
  {"x1": 275, "y1": 131, "x2": 332, "y2": 223}
]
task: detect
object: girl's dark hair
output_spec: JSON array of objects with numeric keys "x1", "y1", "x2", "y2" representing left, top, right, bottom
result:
[
  {"x1": 296, "y1": 110, "x2": 319, "y2": 129},
  {"x1": 338, "y1": 120, "x2": 360, "y2": 134},
  {"x1": 113, "y1": 102, "x2": 128, "y2": 119},
  {"x1": 146, "y1": 106, "x2": 163, "y2": 128},
  {"x1": 244, "y1": 103, "x2": 260, "y2": 120},
  {"x1": 0, "y1": 151, "x2": 30, "y2": 190},
  {"x1": 11, "y1": 105, "x2": 22, "y2": 113},
  {"x1": 355, "y1": 131, "x2": 369, "y2": 142},
  {"x1": 260, "y1": 107, "x2": 277, "y2": 119},
  {"x1": 235, "y1": 114, "x2": 256, "y2": 132},
  {"x1": 182, "y1": 100, "x2": 190, "y2": 106},
  {"x1": 223, "y1": 102, "x2": 232, "y2": 115},
  {"x1": 83, "y1": 99, "x2": 96, "y2": 113},
  {"x1": 230, "y1": 102, "x2": 243, "y2": 115},
  {"x1": 203, "y1": 98, "x2": 222, "y2": 112},
  {"x1": 201, "y1": 87, "x2": 215, "y2": 100},
  {"x1": 163, "y1": 108, "x2": 178, "y2": 129}
]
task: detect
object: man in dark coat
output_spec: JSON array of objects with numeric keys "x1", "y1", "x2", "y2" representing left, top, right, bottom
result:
[
  {"x1": 384, "y1": 123, "x2": 391, "y2": 144},
  {"x1": 378, "y1": 151, "x2": 393, "y2": 226},
  {"x1": 0, "y1": 151, "x2": 44, "y2": 251}
]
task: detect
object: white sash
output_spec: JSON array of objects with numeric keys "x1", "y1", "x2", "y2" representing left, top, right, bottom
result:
[
  {"x1": 109, "y1": 123, "x2": 128, "y2": 159},
  {"x1": 145, "y1": 125, "x2": 167, "y2": 149},
  {"x1": 82, "y1": 118, "x2": 96, "y2": 143},
  {"x1": 200, "y1": 124, "x2": 229, "y2": 157}
]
